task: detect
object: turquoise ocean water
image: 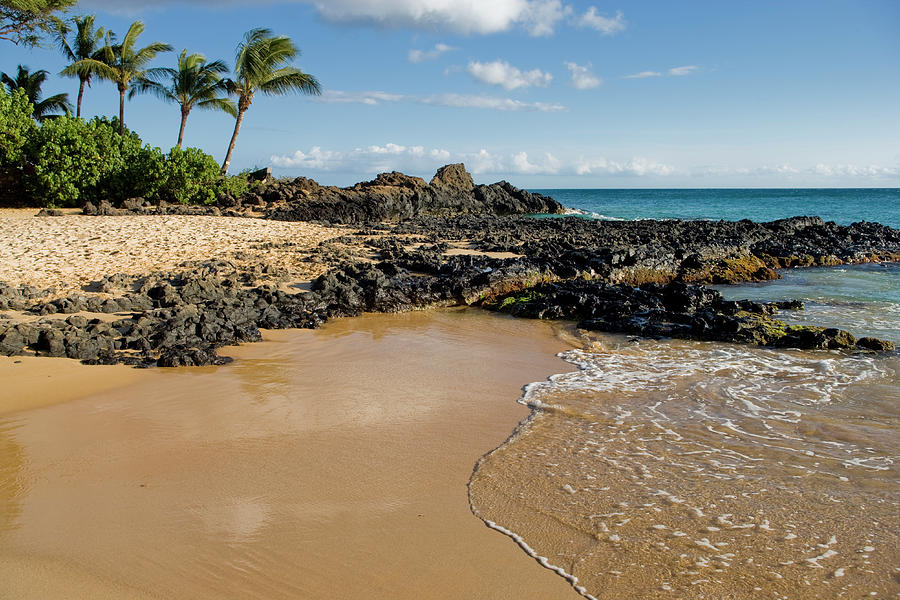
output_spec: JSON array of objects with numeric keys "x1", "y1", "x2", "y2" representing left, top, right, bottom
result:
[{"x1": 534, "y1": 188, "x2": 900, "y2": 228}]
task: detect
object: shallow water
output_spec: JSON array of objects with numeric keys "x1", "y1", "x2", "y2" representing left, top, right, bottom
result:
[
  {"x1": 718, "y1": 262, "x2": 900, "y2": 344},
  {"x1": 0, "y1": 309, "x2": 577, "y2": 600},
  {"x1": 471, "y1": 264, "x2": 900, "y2": 599}
]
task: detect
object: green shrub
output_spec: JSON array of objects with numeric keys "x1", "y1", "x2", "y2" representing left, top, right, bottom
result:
[
  {"x1": 23, "y1": 116, "x2": 144, "y2": 207},
  {"x1": 156, "y1": 146, "x2": 221, "y2": 205},
  {"x1": 0, "y1": 88, "x2": 37, "y2": 167},
  {"x1": 21, "y1": 114, "x2": 248, "y2": 208}
]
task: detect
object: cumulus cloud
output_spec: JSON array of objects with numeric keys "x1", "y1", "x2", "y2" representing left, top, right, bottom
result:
[
  {"x1": 306, "y1": 0, "x2": 577, "y2": 36},
  {"x1": 668, "y1": 65, "x2": 699, "y2": 76},
  {"x1": 521, "y1": 0, "x2": 572, "y2": 36},
  {"x1": 579, "y1": 7, "x2": 625, "y2": 34},
  {"x1": 624, "y1": 70, "x2": 662, "y2": 79},
  {"x1": 272, "y1": 144, "x2": 673, "y2": 178},
  {"x1": 564, "y1": 61, "x2": 602, "y2": 90},
  {"x1": 408, "y1": 42, "x2": 457, "y2": 63},
  {"x1": 575, "y1": 156, "x2": 675, "y2": 176},
  {"x1": 81, "y1": 0, "x2": 627, "y2": 37},
  {"x1": 466, "y1": 60, "x2": 553, "y2": 90},
  {"x1": 271, "y1": 142, "x2": 452, "y2": 173},
  {"x1": 318, "y1": 89, "x2": 564, "y2": 111}
]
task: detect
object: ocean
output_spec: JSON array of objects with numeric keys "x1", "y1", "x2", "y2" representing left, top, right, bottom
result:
[
  {"x1": 533, "y1": 188, "x2": 900, "y2": 229},
  {"x1": 470, "y1": 188, "x2": 900, "y2": 599}
]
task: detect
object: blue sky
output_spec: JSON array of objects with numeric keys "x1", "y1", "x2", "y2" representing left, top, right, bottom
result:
[{"x1": 4, "y1": 0, "x2": 899, "y2": 188}]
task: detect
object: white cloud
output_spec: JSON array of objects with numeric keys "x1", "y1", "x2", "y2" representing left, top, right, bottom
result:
[
  {"x1": 408, "y1": 42, "x2": 457, "y2": 63},
  {"x1": 564, "y1": 61, "x2": 602, "y2": 89},
  {"x1": 693, "y1": 163, "x2": 900, "y2": 179},
  {"x1": 272, "y1": 144, "x2": 673, "y2": 179},
  {"x1": 319, "y1": 90, "x2": 409, "y2": 105},
  {"x1": 812, "y1": 163, "x2": 898, "y2": 177},
  {"x1": 668, "y1": 65, "x2": 699, "y2": 76},
  {"x1": 271, "y1": 142, "x2": 453, "y2": 173},
  {"x1": 511, "y1": 151, "x2": 561, "y2": 174},
  {"x1": 270, "y1": 146, "x2": 345, "y2": 170},
  {"x1": 305, "y1": 0, "x2": 574, "y2": 36},
  {"x1": 624, "y1": 70, "x2": 662, "y2": 79},
  {"x1": 467, "y1": 60, "x2": 553, "y2": 90},
  {"x1": 318, "y1": 89, "x2": 564, "y2": 112},
  {"x1": 271, "y1": 147, "x2": 900, "y2": 185},
  {"x1": 80, "y1": 0, "x2": 625, "y2": 37},
  {"x1": 466, "y1": 149, "x2": 506, "y2": 174},
  {"x1": 575, "y1": 156, "x2": 675, "y2": 176},
  {"x1": 521, "y1": 0, "x2": 572, "y2": 36},
  {"x1": 420, "y1": 93, "x2": 564, "y2": 111},
  {"x1": 579, "y1": 7, "x2": 626, "y2": 35}
]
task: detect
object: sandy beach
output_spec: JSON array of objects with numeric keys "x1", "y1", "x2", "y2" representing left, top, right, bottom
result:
[
  {"x1": 0, "y1": 308, "x2": 580, "y2": 599},
  {"x1": 0, "y1": 209, "x2": 346, "y2": 298}
]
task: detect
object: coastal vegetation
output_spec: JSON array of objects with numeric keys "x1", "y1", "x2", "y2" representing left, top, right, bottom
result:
[
  {"x1": 53, "y1": 13, "x2": 105, "y2": 117},
  {"x1": 133, "y1": 49, "x2": 236, "y2": 149},
  {"x1": 1, "y1": 64, "x2": 70, "y2": 120},
  {"x1": 0, "y1": 0, "x2": 75, "y2": 46},
  {"x1": 62, "y1": 20, "x2": 172, "y2": 135},
  {"x1": 0, "y1": 7, "x2": 318, "y2": 206},
  {"x1": 220, "y1": 27, "x2": 321, "y2": 173}
]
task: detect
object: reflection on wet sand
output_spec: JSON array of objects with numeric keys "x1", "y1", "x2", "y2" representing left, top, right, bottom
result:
[{"x1": 0, "y1": 308, "x2": 579, "y2": 600}]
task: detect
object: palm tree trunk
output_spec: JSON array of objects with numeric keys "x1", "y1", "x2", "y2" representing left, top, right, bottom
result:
[
  {"x1": 118, "y1": 87, "x2": 126, "y2": 135},
  {"x1": 76, "y1": 77, "x2": 86, "y2": 118},
  {"x1": 221, "y1": 107, "x2": 246, "y2": 174},
  {"x1": 176, "y1": 106, "x2": 189, "y2": 149}
]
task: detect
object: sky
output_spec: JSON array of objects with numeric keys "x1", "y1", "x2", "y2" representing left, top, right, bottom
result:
[{"x1": 4, "y1": 0, "x2": 899, "y2": 188}]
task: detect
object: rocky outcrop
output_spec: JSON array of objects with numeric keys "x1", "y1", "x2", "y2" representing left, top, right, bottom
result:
[
  {"x1": 483, "y1": 280, "x2": 872, "y2": 350},
  {"x1": 81, "y1": 164, "x2": 563, "y2": 223},
  {"x1": 260, "y1": 163, "x2": 563, "y2": 223},
  {"x1": 394, "y1": 214, "x2": 900, "y2": 284},
  {"x1": 3, "y1": 214, "x2": 897, "y2": 366}
]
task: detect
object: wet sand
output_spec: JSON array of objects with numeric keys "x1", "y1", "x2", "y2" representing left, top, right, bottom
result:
[{"x1": 0, "y1": 308, "x2": 579, "y2": 599}]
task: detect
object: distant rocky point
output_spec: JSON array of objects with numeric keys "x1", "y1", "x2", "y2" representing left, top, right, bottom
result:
[{"x1": 83, "y1": 163, "x2": 565, "y2": 223}]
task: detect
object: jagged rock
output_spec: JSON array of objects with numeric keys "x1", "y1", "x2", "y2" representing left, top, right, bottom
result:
[
  {"x1": 262, "y1": 163, "x2": 563, "y2": 224},
  {"x1": 857, "y1": 337, "x2": 896, "y2": 351},
  {"x1": 430, "y1": 163, "x2": 475, "y2": 194}
]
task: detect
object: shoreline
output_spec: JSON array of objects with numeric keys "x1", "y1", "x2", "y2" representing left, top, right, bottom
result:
[{"x1": 0, "y1": 308, "x2": 582, "y2": 599}]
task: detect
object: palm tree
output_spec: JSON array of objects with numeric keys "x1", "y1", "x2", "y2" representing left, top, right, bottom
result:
[
  {"x1": 131, "y1": 50, "x2": 236, "y2": 148},
  {"x1": 54, "y1": 14, "x2": 105, "y2": 118},
  {"x1": 1, "y1": 65, "x2": 71, "y2": 121},
  {"x1": 64, "y1": 20, "x2": 171, "y2": 135},
  {"x1": 221, "y1": 28, "x2": 321, "y2": 173}
]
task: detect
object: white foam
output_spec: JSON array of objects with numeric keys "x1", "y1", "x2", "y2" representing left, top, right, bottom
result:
[
  {"x1": 804, "y1": 549, "x2": 838, "y2": 568},
  {"x1": 481, "y1": 520, "x2": 599, "y2": 600}
]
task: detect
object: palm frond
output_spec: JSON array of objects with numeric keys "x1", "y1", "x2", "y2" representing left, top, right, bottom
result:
[
  {"x1": 119, "y1": 20, "x2": 145, "y2": 57},
  {"x1": 53, "y1": 19, "x2": 76, "y2": 61},
  {"x1": 62, "y1": 57, "x2": 117, "y2": 82},
  {"x1": 129, "y1": 77, "x2": 175, "y2": 102},
  {"x1": 133, "y1": 41, "x2": 174, "y2": 67},
  {"x1": 260, "y1": 68, "x2": 321, "y2": 96},
  {"x1": 34, "y1": 92, "x2": 72, "y2": 121},
  {"x1": 196, "y1": 96, "x2": 238, "y2": 117}
]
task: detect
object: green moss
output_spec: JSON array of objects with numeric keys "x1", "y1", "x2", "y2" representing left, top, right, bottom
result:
[{"x1": 495, "y1": 291, "x2": 542, "y2": 310}]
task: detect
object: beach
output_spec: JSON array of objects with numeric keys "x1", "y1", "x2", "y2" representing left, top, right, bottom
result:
[
  {"x1": 1, "y1": 202, "x2": 898, "y2": 600},
  {"x1": 0, "y1": 209, "x2": 345, "y2": 299},
  {"x1": 1, "y1": 309, "x2": 580, "y2": 599}
]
